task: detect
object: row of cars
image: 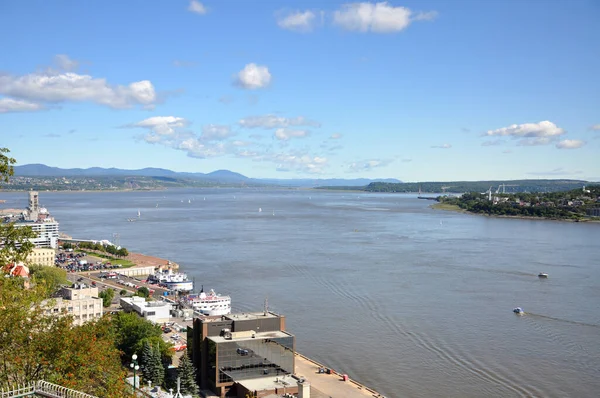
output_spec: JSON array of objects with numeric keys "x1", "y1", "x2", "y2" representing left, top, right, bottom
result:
[{"x1": 56, "y1": 250, "x2": 121, "y2": 273}]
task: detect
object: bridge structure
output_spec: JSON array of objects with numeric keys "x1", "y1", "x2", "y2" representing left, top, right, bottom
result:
[{"x1": 0, "y1": 381, "x2": 98, "y2": 398}]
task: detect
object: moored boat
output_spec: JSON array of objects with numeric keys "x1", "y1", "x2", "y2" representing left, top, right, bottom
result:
[
  {"x1": 148, "y1": 269, "x2": 193, "y2": 292},
  {"x1": 182, "y1": 286, "x2": 231, "y2": 316}
]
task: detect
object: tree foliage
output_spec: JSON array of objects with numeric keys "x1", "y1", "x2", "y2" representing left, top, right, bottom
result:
[
  {"x1": 0, "y1": 222, "x2": 37, "y2": 268},
  {"x1": 0, "y1": 277, "x2": 131, "y2": 397},
  {"x1": 0, "y1": 148, "x2": 36, "y2": 269},
  {"x1": 29, "y1": 264, "x2": 69, "y2": 292},
  {"x1": 99, "y1": 288, "x2": 115, "y2": 307},
  {"x1": 111, "y1": 311, "x2": 173, "y2": 363},
  {"x1": 0, "y1": 147, "x2": 16, "y2": 184},
  {"x1": 178, "y1": 349, "x2": 199, "y2": 397},
  {"x1": 438, "y1": 186, "x2": 600, "y2": 220},
  {"x1": 136, "y1": 286, "x2": 150, "y2": 298}
]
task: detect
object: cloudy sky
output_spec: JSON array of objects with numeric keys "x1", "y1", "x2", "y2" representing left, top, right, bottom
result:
[{"x1": 1, "y1": 1, "x2": 599, "y2": 181}]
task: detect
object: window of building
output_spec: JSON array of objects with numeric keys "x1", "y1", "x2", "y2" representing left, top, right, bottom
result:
[
  {"x1": 146, "y1": 311, "x2": 156, "y2": 316},
  {"x1": 68, "y1": 307, "x2": 73, "y2": 312}
]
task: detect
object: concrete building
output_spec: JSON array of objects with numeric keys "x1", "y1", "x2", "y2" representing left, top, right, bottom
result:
[
  {"x1": 120, "y1": 296, "x2": 171, "y2": 323},
  {"x1": 7, "y1": 192, "x2": 60, "y2": 249},
  {"x1": 43, "y1": 284, "x2": 104, "y2": 326},
  {"x1": 191, "y1": 312, "x2": 295, "y2": 397},
  {"x1": 27, "y1": 248, "x2": 56, "y2": 267}
]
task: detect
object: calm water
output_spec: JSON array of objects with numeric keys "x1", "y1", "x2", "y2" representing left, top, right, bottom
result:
[{"x1": 3, "y1": 189, "x2": 600, "y2": 397}]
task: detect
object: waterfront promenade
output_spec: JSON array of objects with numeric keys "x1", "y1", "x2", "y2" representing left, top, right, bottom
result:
[{"x1": 295, "y1": 352, "x2": 386, "y2": 398}]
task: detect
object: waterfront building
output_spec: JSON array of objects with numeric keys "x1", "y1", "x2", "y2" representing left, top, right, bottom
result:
[
  {"x1": 120, "y1": 296, "x2": 171, "y2": 323},
  {"x1": 191, "y1": 311, "x2": 295, "y2": 397},
  {"x1": 43, "y1": 284, "x2": 104, "y2": 326},
  {"x1": 27, "y1": 247, "x2": 56, "y2": 267},
  {"x1": 6, "y1": 191, "x2": 60, "y2": 249}
]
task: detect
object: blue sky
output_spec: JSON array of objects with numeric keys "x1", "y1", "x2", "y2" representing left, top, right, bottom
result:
[{"x1": 1, "y1": 0, "x2": 599, "y2": 181}]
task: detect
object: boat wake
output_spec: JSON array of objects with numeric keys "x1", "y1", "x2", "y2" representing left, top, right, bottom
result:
[
  {"x1": 287, "y1": 262, "x2": 540, "y2": 397},
  {"x1": 524, "y1": 313, "x2": 600, "y2": 329}
]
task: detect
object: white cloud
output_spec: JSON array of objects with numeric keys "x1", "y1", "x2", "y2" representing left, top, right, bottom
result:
[
  {"x1": 0, "y1": 68, "x2": 157, "y2": 109},
  {"x1": 188, "y1": 0, "x2": 207, "y2": 15},
  {"x1": 484, "y1": 121, "x2": 565, "y2": 139},
  {"x1": 590, "y1": 124, "x2": 600, "y2": 131},
  {"x1": 413, "y1": 11, "x2": 438, "y2": 21},
  {"x1": 431, "y1": 143, "x2": 452, "y2": 149},
  {"x1": 133, "y1": 116, "x2": 188, "y2": 136},
  {"x1": 517, "y1": 137, "x2": 553, "y2": 146},
  {"x1": 201, "y1": 124, "x2": 234, "y2": 140},
  {"x1": 333, "y1": 2, "x2": 436, "y2": 33},
  {"x1": 481, "y1": 139, "x2": 505, "y2": 146},
  {"x1": 276, "y1": 10, "x2": 316, "y2": 32},
  {"x1": 235, "y1": 63, "x2": 271, "y2": 90},
  {"x1": 556, "y1": 139, "x2": 586, "y2": 149},
  {"x1": 347, "y1": 158, "x2": 393, "y2": 172},
  {"x1": 330, "y1": 133, "x2": 342, "y2": 139},
  {"x1": 54, "y1": 54, "x2": 79, "y2": 71},
  {"x1": 0, "y1": 97, "x2": 44, "y2": 113},
  {"x1": 239, "y1": 114, "x2": 320, "y2": 129},
  {"x1": 401, "y1": 158, "x2": 412, "y2": 162},
  {"x1": 265, "y1": 152, "x2": 328, "y2": 174},
  {"x1": 274, "y1": 128, "x2": 310, "y2": 140}
]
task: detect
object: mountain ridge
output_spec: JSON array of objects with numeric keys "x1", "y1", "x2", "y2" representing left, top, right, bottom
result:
[{"x1": 13, "y1": 164, "x2": 401, "y2": 187}]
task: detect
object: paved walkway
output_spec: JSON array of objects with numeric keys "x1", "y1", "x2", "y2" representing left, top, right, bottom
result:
[{"x1": 294, "y1": 353, "x2": 385, "y2": 398}]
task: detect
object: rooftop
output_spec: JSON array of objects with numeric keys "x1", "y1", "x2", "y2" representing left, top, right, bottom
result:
[
  {"x1": 208, "y1": 330, "x2": 292, "y2": 344},
  {"x1": 198, "y1": 311, "x2": 281, "y2": 323},
  {"x1": 237, "y1": 375, "x2": 298, "y2": 393}
]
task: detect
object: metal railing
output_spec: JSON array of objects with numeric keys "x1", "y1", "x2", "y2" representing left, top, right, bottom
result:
[{"x1": 0, "y1": 381, "x2": 98, "y2": 398}]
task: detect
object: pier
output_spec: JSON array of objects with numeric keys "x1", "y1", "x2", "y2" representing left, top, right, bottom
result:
[{"x1": 294, "y1": 352, "x2": 386, "y2": 398}]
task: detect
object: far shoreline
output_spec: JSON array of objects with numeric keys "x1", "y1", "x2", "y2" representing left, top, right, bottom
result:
[{"x1": 430, "y1": 203, "x2": 600, "y2": 224}]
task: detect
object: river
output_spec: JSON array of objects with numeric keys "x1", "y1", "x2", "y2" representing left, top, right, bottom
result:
[{"x1": 2, "y1": 188, "x2": 599, "y2": 397}]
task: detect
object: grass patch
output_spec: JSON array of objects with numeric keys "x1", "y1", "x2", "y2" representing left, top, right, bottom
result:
[
  {"x1": 76, "y1": 250, "x2": 136, "y2": 268},
  {"x1": 431, "y1": 203, "x2": 462, "y2": 211}
]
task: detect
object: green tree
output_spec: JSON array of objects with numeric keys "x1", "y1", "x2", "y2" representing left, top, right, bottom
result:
[
  {"x1": 99, "y1": 288, "x2": 115, "y2": 307},
  {"x1": 112, "y1": 311, "x2": 173, "y2": 362},
  {"x1": 0, "y1": 277, "x2": 131, "y2": 397},
  {"x1": 62, "y1": 242, "x2": 72, "y2": 250},
  {"x1": 0, "y1": 148, "x2": 16, "y2": 183},
  {"x1": 0, "y1": 222, "x2": 36, "y2": 268},
  {"x1": 149, "y1": 343, "x2": 165, "y2": 387},
  {"x1": 140, "y1": 340, "x2": 154, "y2": 382},
  {"x1": 120, "y1": 289, "x2": 128, "y2": 295},
  {"x1": 178, "y1": 349, "x2": 199, "y2": 396},
  {"x1": 0, "y1": 148, "x2": 36, "y2": 269},
  {"x1": 136, "y1": 286, "x2": 150, "y2": 298},
  {"x1": 118, "y1": 247, "x2": 129, "y2": 257},
  {"x1": 29, "y1": 265, "x2": 69, "y2": 292}
]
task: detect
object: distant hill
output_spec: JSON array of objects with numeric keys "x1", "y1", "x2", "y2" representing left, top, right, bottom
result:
[{"x1": 12, "y1": 164, "x2": 400, "y2": 187}]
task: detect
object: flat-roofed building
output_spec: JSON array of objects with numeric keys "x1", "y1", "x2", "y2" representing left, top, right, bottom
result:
[
  {"x1": 120, "y1": 296, "x2": 171, "y2": 323},
  {"x1": 192, "y1": 311, "x2": 295, "y2": 397},
  {"x1": 43, "y1": 284, "x2": 103, "y2": 326},
  {"x1": 27, "y1": 247, "x2": 56, "y2": 266}
]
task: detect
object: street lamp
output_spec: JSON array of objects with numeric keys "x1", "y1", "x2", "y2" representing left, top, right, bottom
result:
[{"x1": 130, "y1": 353, "x2": 139, "y2": 393}]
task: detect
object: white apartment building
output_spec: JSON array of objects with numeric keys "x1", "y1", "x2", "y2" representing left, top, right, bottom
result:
[
  {"x1": 120, "y1": 296, "x2": 171, "y2": 323},
  {"x1": 10, "y1": 192, "x2": 60, "y2": 249},
  {"x1": 43, "y1": 284, "x2": 104, "y2": 326},
  {"x1": 27, "y1": 247, "x2": 56, "y2": 267}
]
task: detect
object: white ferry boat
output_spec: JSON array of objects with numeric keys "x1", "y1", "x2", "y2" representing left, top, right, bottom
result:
[
  {"x1": 148, "y1": 269, "x2": 193, "y2": 292},
  {"x1": 184, "y1": 287, "x2": 231, "y2": 316}
]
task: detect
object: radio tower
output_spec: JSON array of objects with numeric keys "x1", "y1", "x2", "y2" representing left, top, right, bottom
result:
[{"x1": 112, "y1": 233, "x2": 120, "y2": 247}]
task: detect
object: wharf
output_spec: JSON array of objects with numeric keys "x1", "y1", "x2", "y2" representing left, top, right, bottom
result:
[
  {"x1": 295, "y1": 352, "x2": 386, "y2": 398},
  {"x1": 125, "y1": 252, "x2": 180, "y2": 271}
]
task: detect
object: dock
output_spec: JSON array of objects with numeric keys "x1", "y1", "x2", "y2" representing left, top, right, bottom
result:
[{"x1": 295, "y1": 352, "x2": 386, "y2": 398}]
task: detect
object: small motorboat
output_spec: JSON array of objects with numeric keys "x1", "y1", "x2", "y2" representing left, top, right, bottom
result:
[
  {"x1": 538, "y1": 273, "x2": 548, "y2": 278},
  {"x1": 513, "y1": 307, "x2": 525, "y2": 315}
]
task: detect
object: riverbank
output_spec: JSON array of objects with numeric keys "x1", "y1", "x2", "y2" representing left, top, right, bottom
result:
[{"x1": 431, "y1": 203, "x2": 600, "y2": 223}]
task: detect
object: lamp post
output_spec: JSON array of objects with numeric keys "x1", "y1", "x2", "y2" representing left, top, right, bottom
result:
[{"x1": 130, "y1": 353, "x2": 139, "y2": 394}]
